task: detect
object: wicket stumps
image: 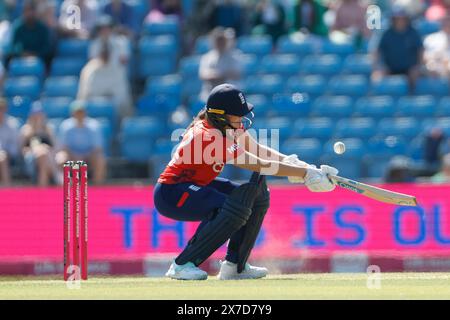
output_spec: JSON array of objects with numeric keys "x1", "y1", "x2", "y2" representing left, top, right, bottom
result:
[{"x1": 64, "y1": 161, "x2": 88, "y2": 281}]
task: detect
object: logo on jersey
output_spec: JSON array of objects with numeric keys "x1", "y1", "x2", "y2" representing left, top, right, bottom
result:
[
  {"x1": 227, "y1": 143, "x2": 240, "y2": 154},
  {"x1": 188, "y1": 185, "x2": 201, "y2": 192}
]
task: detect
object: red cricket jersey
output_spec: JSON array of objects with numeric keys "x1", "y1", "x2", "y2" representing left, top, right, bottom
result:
[{"x1": 158, "y1": 119, "x2": 245, "y2": 186}]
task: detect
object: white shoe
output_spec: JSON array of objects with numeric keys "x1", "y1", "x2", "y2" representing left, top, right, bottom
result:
[
  {"x1": 165, "y1": 261, "x2": 208, "y2": 280},
  {"x1": 217, "y1": 260, "x2": 268, "y2": 280}
]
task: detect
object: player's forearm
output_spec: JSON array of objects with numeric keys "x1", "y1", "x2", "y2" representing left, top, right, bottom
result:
[
  {"x1": 234, "y1": 154, "x2": 306, "y2": 178},
  {"x1": 255, "y1": 143, "x2": 287, "y2": 162}
]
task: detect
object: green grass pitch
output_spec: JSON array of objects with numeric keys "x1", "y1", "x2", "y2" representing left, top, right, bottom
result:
[{"x1": 1, "y1": 273, "x2": 449, "y2": 299}]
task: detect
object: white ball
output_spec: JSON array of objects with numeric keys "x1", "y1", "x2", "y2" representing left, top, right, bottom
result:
[{"x1": 334, "y1": 141, "x2": 346, "y2": 154}]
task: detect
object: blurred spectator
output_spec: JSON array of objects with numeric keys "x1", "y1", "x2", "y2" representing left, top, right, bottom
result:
[
  {"x1": 199, "y1": 27, "x2": 242, "y2": 101},
  {"x1": 424, "y1": 127, "x2": 445, "y2": 169},
  {"x1": 208, "y1": 0, "x2": 244, "y2": 36},
  {"x1": 57, "y1": 101, "x2": 106, "y2": 184},
  {"x1": 252, "y1": 0, "x2": 287, "y2": 43},
  {"x1": 0, "y1": 16, "x2": 12, "y2": 59},
  {"x1": 6, "y1": 0, "x2": 52, "y2": 67},
  {"x1": 20, "y1": 102, "x2": 61, "y2": 186},
  {"x1": 372, "y1": 8, "x2": 423, "y2": 92},
  {"x1": 0, "y1": 0, "x2": 17, "y2": 21},
  {"x1": 145, "y1": 0, "x2": 183, "y2": 23},
  {"x1": 292, "y1": 0, "x2": 328, "y2": 36},
  {"x1": 89, "y1": 16, "x2": 130, "y2": 67},
  {"x1": 329, "y1": 0, "x2": 370, "y2": 40},
  {"x1": 184, "y1": 0, "x2": 216, "y2": 39},
  {"x1": 384, "y1": 156, "x2": 415, "y2": 183},
  {"x1": 426, "y1": 0, "x2": 450, "y2": 21},
  {"x1": 424, "y1": 15, "x2": 450, "y2": 78},
  {"x1": 0, "y1": 98, "x2": 20, "y2": 186},
  {"x1": 37, "y1": 0, "x2": 58, "y2": 57},
  {"x1": 59, "y1": 0, "x2": 99, "y2": 39},
  {"x1": 393, "y1": 0, "x2": 425, "y2": 19},
  {"x1": 430, "y1": 153, "x2": 450, "y2": 183},
  {"x1": 102, "y1": 0, "x2": 134, "y2": 36},
  {"x1": 0, "y1": 61, "x2": 4, "y2": 92},
  {"x1": 78, "y1": 38, "x2": 132, "y2": 118}
]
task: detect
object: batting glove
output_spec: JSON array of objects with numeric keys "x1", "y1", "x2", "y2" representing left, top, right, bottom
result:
[{"x1": 304, "y1": 165, "x2": 339, "y2": 192}]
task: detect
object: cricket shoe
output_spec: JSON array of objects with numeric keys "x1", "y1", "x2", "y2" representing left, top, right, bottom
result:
[
  {"x1": 217, "y1": 260, "x2": 268, "y2": 280},
  {"x1": 165, "y1": 261, "x2": 208, "y2": 280}
]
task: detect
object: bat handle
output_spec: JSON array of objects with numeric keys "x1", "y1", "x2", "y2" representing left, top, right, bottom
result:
[{"x1": 327, "y1": 174, "x2": 338, "y2": 185}]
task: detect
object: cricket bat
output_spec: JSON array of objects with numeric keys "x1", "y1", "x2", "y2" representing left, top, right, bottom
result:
[{"x1": 328, "y1": 175, "x2": 418, "y2": 206}]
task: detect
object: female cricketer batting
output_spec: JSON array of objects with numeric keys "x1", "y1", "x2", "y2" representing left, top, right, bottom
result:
[{"x1": 153, "y1": 83, "x2": 338, "y2": 280}]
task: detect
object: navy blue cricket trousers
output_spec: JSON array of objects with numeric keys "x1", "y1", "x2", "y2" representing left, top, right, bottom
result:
[{"x1": 153, "y1": 177, "x2": 243, "y2": 263}]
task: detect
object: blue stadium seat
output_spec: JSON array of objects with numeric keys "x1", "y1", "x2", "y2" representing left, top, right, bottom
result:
[
  {"x1": 437, "y1": 97, "x2": 450, "y2": 117},
  {"x1": 354, "y1": 96, "x2": 395, "y2": 119},
  {"x1": 6, "y1": 96, "x2": 32, "y2": 120},
  {"x1": 371, "y1": 76, "x2": 408, "y2": 96},
  {"x1": 397, "y1": 95, "x2": 436, "y2": 117},
  {"x1": 153, "y1": 138, "x2": 177, "y2": 157},
  {"x1": 294, "y1": 117, "x2": 334, "y2": 141},
  {"x1": 244, "y1": 75, "x2": 283, "y2": 96},
  {"x1": 335, "y1": 118, "x2": 377, "y2": 139},
  {"x1": 194, "y1": 35, "x2": 210, "y2": 54},
  {"x1": 120, "y1": 116, "x2": 165, "y2": 161},
  {"x1": 342, "y1": 54, "x2": 372, "y2": 75},
  {"x1": 8, "y1": 57, "x2": 45, "y2": 79},
  {"x1": 281, "y1": 138, "x2": 322, "y2": 164},
  {"x1": 416, "y1": 78, "x2": 449, "y2": 96},
  {"x1": 180, "y1": 55, "x2": 200, "y2": 78},
  {"x1": 286, "y1": 75, "x2": 327, "y2": 98},
  {"x1": 127, "y1": 0, "x2": 149, "y2": 33},
  {"x1": 50, "y1": 58, "x2": 85, "y2": 77},
  {"x1": 407, "y1": 136, "x2": 424, "y2": 161},
  {"x1": 276, "y1": 35, "x2": 317, "y2": 56},
  {"x1": 240, "y1": 54, "x2": 259, "y2": 76},
  {"x1": 180, "y1": 56, "x2": 202, "y2": 99},
  {"x1": 138, "y1": 36, "x2": 178, "y2": 77},
  {"x1": 271, "y1": 93, "x2": 311, "y2": 117},
  {"x1": 188, "y1": 97, "x2": 206, "y2": 116},
  {"x1": 237, "y1": 35, "x2": 272, "y2": 58},
  {"x1": 4, "y1": 77, "x2": 41, "y2": 100},
  {"x1": 260, "y1": 54, "x2": 301, "y2": 76},
  {"x1": 57, "y1": 39, "x2": 89, "y2": 58},
  {"x1": 311, "y1": 96, "x2": 353, "y2": 118},
  {"x1": 301, "y1": 54, "x2": 342, "y2": 75},
  {"x1": 246, "y1": 94, "x2": 271, "y2": 115},
  {"x1": 142, "y1": 16, "x2": 179, "y2": 37},
  {"x1": 146, "y1": 74, "x2": 181, "y2": 101},
  {"x1": 85, "y1": 98, "x2": 117, "y2": 127},
  {"x1": 251, "y1": 116, "x2": 293, "y2": 140},
  {"x1": 136, "y1": 93, "x2": 179, "y2": 117},
  {"x1": 365, "y1": 136, "x2": 408, "y2": 178},
  {"x1": 378, "y1": 117, "x2": 421, "y2": 139},
  {"x1": 321, "y1": 40, "x2": 354, "y2": 57},
  {"x1": 364, "y1": 156, "x2": 391, "y2": 178},
  {"x1": 96, "y1": 117, "x2": 113, "y2": 156},
  {"x1": 181, "y1": 79, "x2": 202, "y2": 100},
  {"x1": 328, "y1": 75, "x2": 369, "y2": 97},
  {"x1": 367, "y1": 136, "x2": 407, "y2": 157},
  {"x1": 43, "y1": 76, "x2": 79, "y2": 98},
  {"x1": 41, "y1": 97, "x2": 72, "y2": 118}
]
